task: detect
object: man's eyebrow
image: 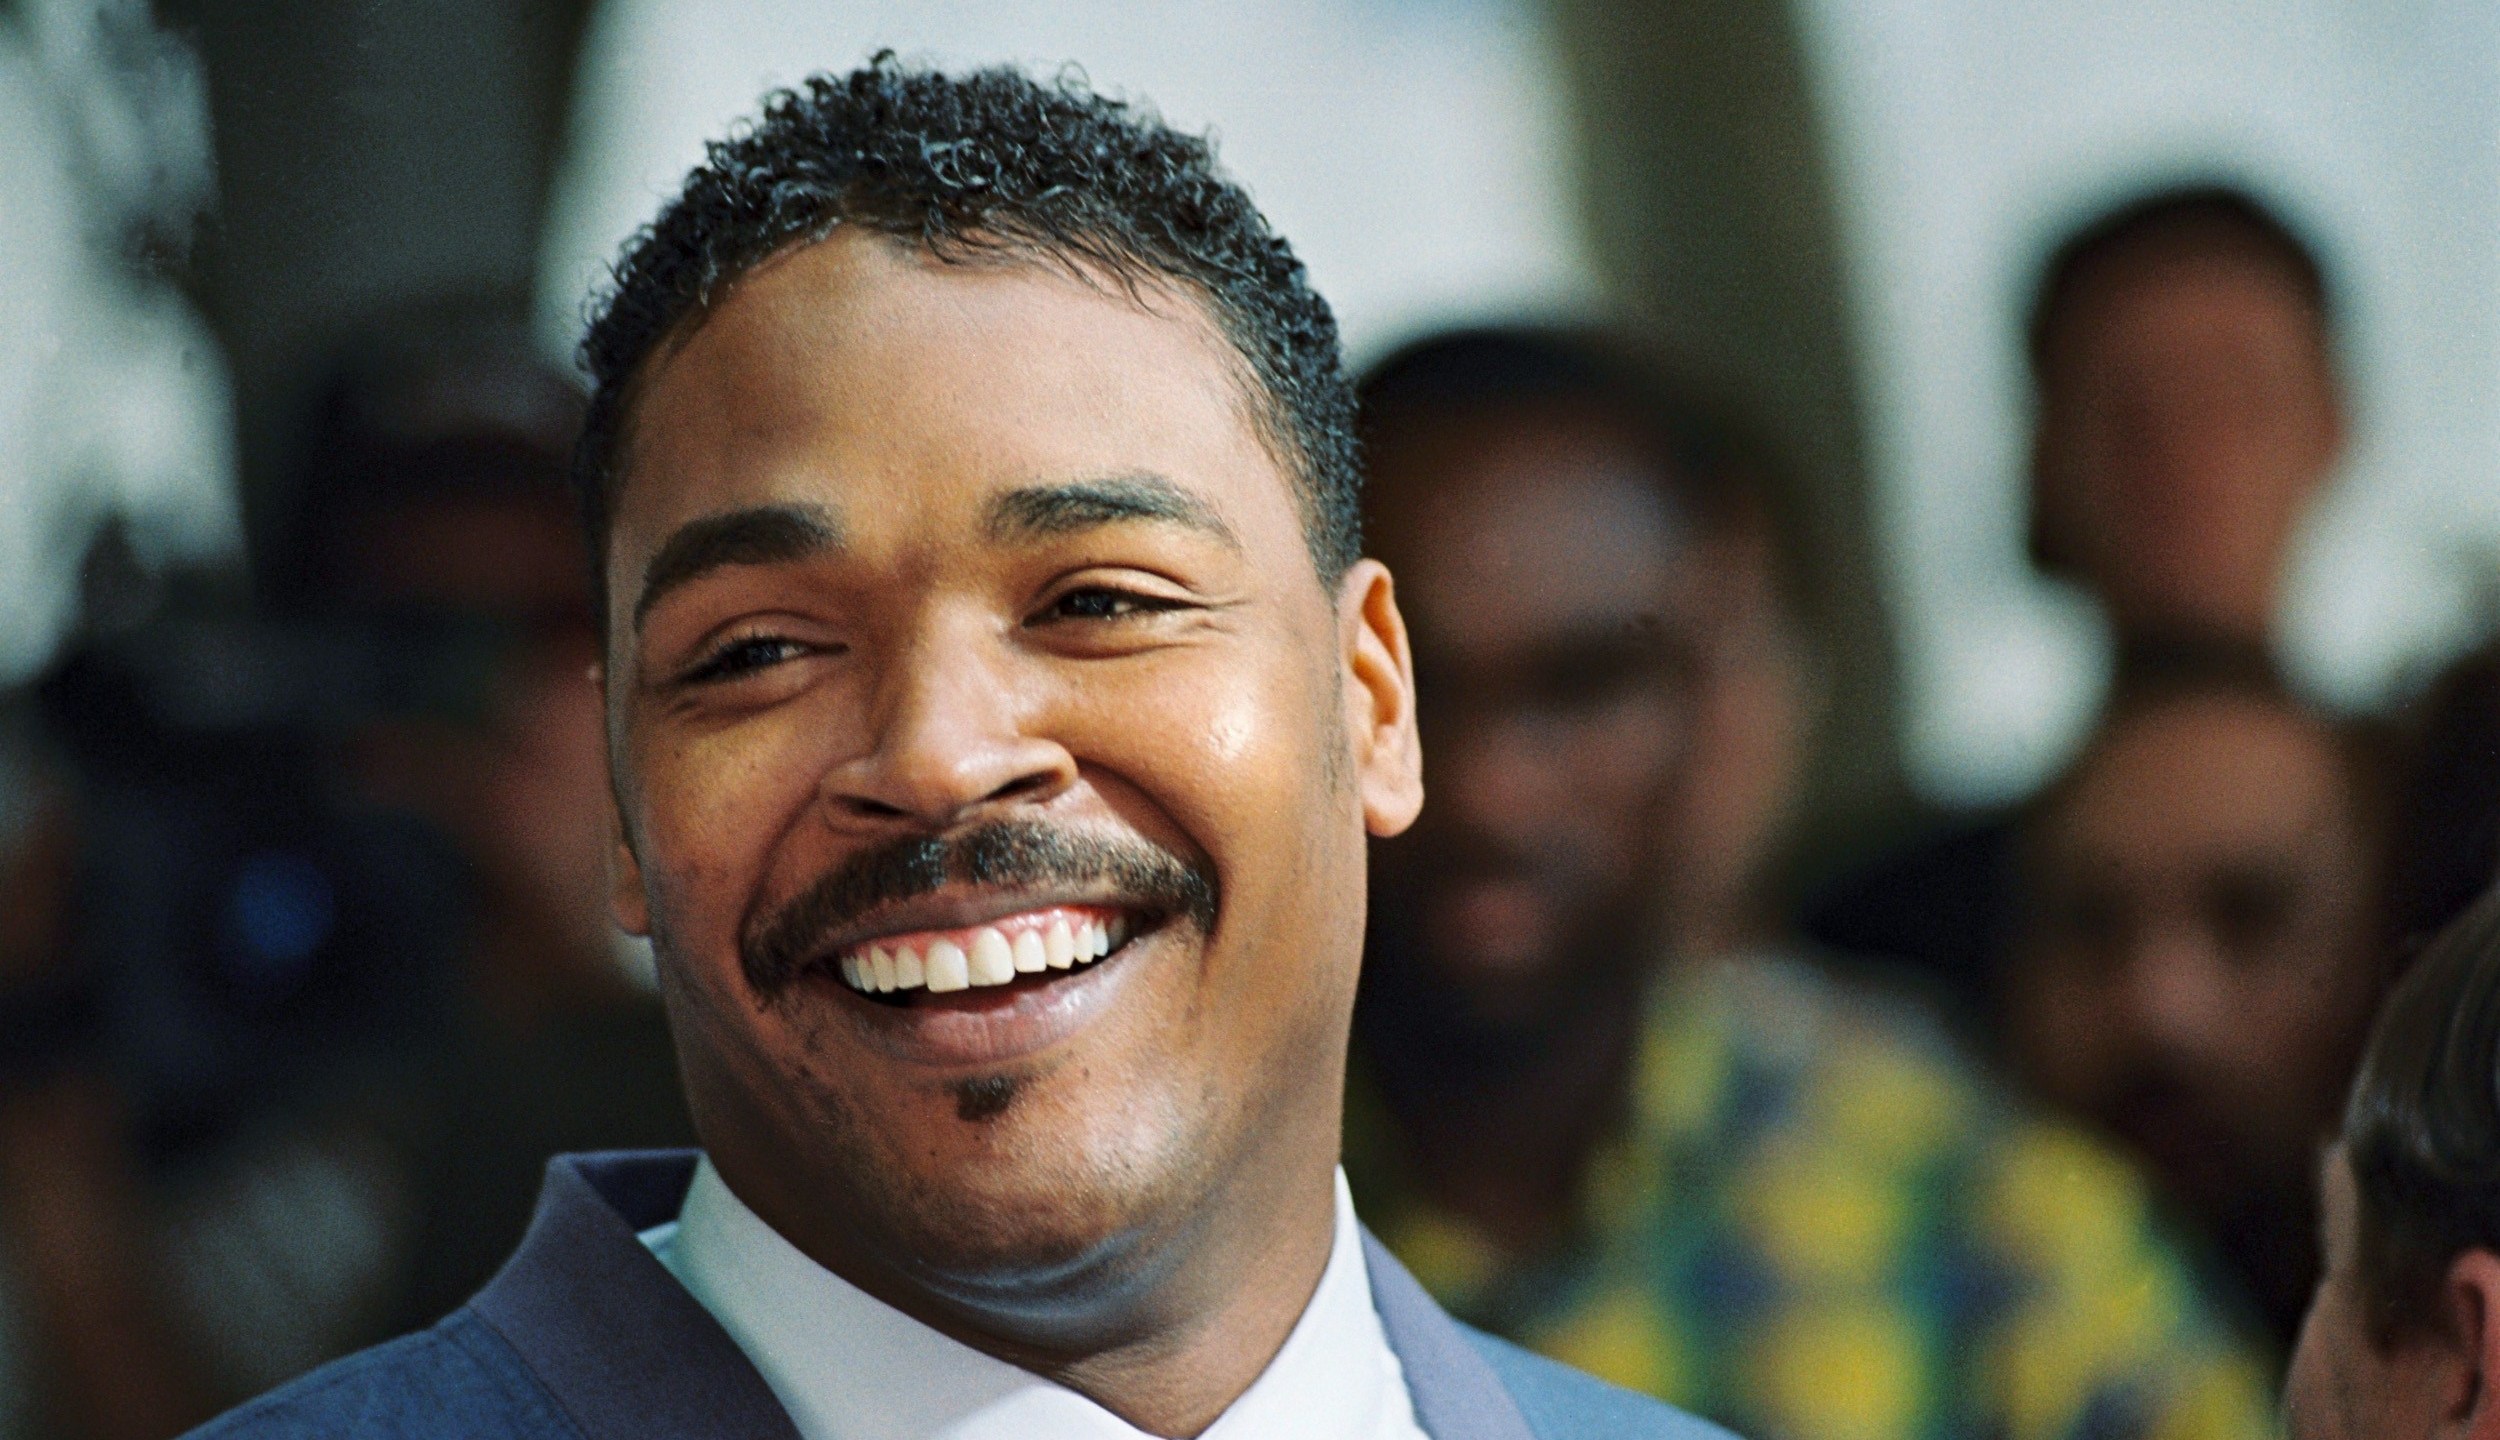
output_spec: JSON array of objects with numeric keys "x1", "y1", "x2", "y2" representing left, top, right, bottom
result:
[
  {"x1": 985, "y1": 474, "x2": 1241, "y2": 552},
  {"x1": 633, "y1": 503, "x2": 843, "y2": 632}
]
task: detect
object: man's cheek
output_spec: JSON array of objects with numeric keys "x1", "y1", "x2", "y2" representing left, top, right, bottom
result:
[{"x1": 1069, "y1": 663, "x2": 1293, "y2": 819}]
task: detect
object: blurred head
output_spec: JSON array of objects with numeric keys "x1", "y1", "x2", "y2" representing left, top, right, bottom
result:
[
  {"x1": 1358, "y1": 328, "x2": 1725, "y2": 1044},
  {"x1": 582, "y1": 61, "x2": 1420, "y2": 1335},
  {"x1": 294, "y1": 317, "x2": 591, "y2": 627},
  {"x1": 2012, "y1": 646, "x2": 2386, "y2": 1225},
  {"x1": 292, "y1": 319, "x2": 616, "y2": 980},
  {"x1": 2286, "y1": 890, "x2": 2500, "y2": 1440},
  {"x1": 2027, "y1": 186, "x2": 2344, "y2": 637}
]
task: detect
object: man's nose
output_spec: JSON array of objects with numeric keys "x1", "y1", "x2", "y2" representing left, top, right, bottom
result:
[
  {"x1": 819, "y1": 623, "x2": 1077, "y2": 828},
  {"x1": 2121, "y1": 928, "x2": 2234, "y2": 1059}
]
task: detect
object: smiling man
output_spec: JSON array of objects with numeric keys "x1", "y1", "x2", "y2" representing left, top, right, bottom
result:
[{"x1": 185, "y1": 60, "x2": 1722, "y2": 1440}]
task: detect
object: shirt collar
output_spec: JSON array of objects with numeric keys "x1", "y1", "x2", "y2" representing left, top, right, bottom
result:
[{"x1": 644, "y1": 1157, "x2": 1424, "y2": 1440}]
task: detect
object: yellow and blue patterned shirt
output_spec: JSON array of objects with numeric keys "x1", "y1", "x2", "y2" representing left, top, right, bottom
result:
[{"x1": 1348, "y1": 953, "x2": 2277, "y2": 1440}]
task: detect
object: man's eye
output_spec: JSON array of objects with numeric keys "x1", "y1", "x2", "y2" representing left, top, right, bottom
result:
[
  {"x1": 683, "y1": 634, "x2": 806, "y2": 684},
  {"x1": 1036, "y1": 587, "x2": 1177, "y2": 624}
]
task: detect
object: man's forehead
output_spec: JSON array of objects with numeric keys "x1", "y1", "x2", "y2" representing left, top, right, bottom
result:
[
  {"x1": 2058, "y1": 245, "x2": 2325, "y2": 352},
  {"x1": 1374, "y1": 417, "x2": 1690, "y2": 648},
  {"x1": 604, "y1": 231, "x2": 1297, "y2": 576}
]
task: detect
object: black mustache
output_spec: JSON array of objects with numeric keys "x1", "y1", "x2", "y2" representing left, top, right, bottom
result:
[{"x1": 740, "y1": 819, "x2": 1220, "y2": 1000}]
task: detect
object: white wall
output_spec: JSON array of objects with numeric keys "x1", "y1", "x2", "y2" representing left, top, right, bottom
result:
[
  {"x1": 0, "y1": 1, "x2": 238, "y2": 690},
  {"x1": 535, "y1": 0, "x2": 1598, "y2": 371},
  {"x1": 1800, "y1": 0, "x2": 2500, "y2": 805}
]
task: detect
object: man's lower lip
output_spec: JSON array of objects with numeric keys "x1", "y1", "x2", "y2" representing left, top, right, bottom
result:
[{"x1": 825, "y1": 933, "x2": 1148, "y2": 1069}]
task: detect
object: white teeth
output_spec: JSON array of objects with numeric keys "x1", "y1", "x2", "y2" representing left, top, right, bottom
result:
[
  {"x1": 967, "y1": 927, "x2": 1016, "y2": 987},
  {"x1": 840, "y1": 913, "x2": 1136, "y2": 996},
  {"x1": 925, "y1": 939, "x2": 970, "y2": 992},
  {"x1": 1012, "y1": 929, "x2": 1048, "y2": 973}
]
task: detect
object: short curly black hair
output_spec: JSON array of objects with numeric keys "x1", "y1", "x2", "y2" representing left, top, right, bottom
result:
[{"x1": 574, "y1": 56, "x2": 1360, "y2": 607}]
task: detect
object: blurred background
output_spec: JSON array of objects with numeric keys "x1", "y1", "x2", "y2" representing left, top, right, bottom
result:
[{"x1": 0, "y1": 1, "x2": 2492, "y2": 1437}]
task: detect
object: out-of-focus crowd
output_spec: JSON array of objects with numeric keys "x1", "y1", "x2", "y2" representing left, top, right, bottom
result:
[
  {"x1": 1349, "y1": 186, "x2": 2471, "y2": 1439},
  {"x1": 0, "y1": 14, "x2": 2493, "y2": 1440}
]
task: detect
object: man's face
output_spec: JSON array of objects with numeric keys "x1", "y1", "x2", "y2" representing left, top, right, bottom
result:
[
  {"x1": 601, "y1": 232, "x2": 1418, "y2": 1318},
  {"x1": 2285, "y1": 1149, "x2": 2457, "y2": 1440},
  {"x1": 2013, "y1": 693, "x2": 2377, "y2": 1219},
  {"x1": 1364, "y1": 406, "x2": 1691, "y2": 1032},
  {"x1": 2031, "y1": 248, "x2": 2340, "y2": 631}
]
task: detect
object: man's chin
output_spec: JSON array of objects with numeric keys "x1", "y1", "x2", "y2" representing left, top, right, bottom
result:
[{"x1": 817, "y1": 1075, "x2": 1214, "y2": 1320}]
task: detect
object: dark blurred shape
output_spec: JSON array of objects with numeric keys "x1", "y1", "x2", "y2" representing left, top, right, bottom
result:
[
  {"x1": 1808, "y1": 181, "x2": 2347, "y2": 1016},
  {"x1": 277, "y1": 312, "x2": 594, "y2": 619},
  {"x1": 2383, "y1": 636, "x2": 2500, "y2": 953},
  {"x1": 2007, "y1": 642, "x2": 2391, "y2": 1346},
  {"x1": 265, "y1": 311, "x2": 694, "y2": 1333},
  {"x1": 38, "y1": 623, "x2": 466, "y2": 1149},
  {"x1": 1797, "y1": 815, "x2": 2014, "y2": 1027},
  {"x1": 0, "y1": 313, "x2": 690, "y2": 1438},
  {"x1": 1350, "y1": 324, "x2": 2275, "y2": 1440}
]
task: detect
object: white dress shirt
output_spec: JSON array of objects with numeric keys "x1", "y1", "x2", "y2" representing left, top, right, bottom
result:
[{"x1": 640, "y1": 1156, "x2": 1429, "y2": 1440}]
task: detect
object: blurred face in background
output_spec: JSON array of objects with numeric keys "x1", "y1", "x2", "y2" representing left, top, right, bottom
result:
[
  {"x1": 2012, "y1": 690, "x2": 2379, "y2": 1224},
  {"x1": 2030, "y1": 244, "x2": 2342, "y2": 635},
  {"x1": 1365, "y1": 403, "x2": 1695, "y2": 1035},
  {"x1": 340, "y1": 484, "x2": 623, "y2": 993}
]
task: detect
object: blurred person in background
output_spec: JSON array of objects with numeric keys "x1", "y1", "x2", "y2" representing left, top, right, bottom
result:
[
  {"x1": 2284, "y1": 886, "x2": 2500, "y2": 1440},
  {"x1": 1809, "y1": 182, "x2": 2350, "y2": 1025},
  {"x1": 2007, "y1": 645, "x2": 2391, "y2": 1348},
  {"x1": 0, "y1": 318, "x2": 689, "y2": 1440},
  {"x1": 1350, "y1": 325, "x2": 2273, "y2": 1440},
  {"x1": 2023, "y1": 185, "x2": 2344, "y2": 645},
  {"x1": 274, "y1": 316, "x2": 695, "y2": 1331}
]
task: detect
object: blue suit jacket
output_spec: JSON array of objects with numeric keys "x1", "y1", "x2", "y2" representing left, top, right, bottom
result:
[{"x1": 186, "y1": 1151, "x2": 1728, "y2": 1440}]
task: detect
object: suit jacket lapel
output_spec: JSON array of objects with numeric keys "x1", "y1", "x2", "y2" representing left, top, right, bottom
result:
[
  {"x1": 1364, "y1": 1230, "x2": 1542, "y2": 1440},
  {"x1": 470, "y1": 1152, "x2": 802, "y2": 1440}
]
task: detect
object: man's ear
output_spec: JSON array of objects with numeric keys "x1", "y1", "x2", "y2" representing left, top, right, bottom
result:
[
  {"x1": 1337, "y1": 557, "x2": 1422, "y2": 838},
  {"x1": 2452, "y1": 1250, "x2": 2500, "y2": 1440},
  {"x1": 593, "y1": 659, "x2": 652, "y2": 937},
  {"x1": 610, "y1": 810, "x2": 651, "y2": 938}
]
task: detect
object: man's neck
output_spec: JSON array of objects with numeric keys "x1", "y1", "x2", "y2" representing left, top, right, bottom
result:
[
  {"x1": 705, "y1": 1103, "x2": 1344, "y2": 1438},
  {"x1": 1026, "y1": 1136, "x2": 1340, "y2": 1436}
]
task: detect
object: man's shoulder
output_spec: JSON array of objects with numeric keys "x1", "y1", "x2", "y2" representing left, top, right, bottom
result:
[
  {"x1": 1457, "y1": 1324, "x2": 1739, "y2": 1440},
  {"x1": 183, "y1": 1309, "x2": 578, "y2": 1440}
]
